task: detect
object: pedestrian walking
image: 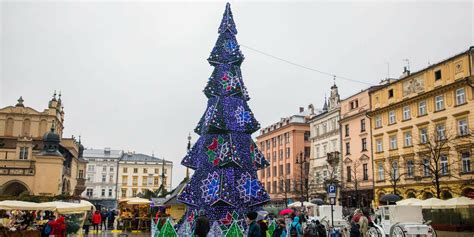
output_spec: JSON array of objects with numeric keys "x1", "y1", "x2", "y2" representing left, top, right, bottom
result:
[
  {"x1": 257, "y1": 219, "x2": 268, "y2": 237},
  {"x1": 83, "y1": 208, "x2": 93, "y2": 235},
  {"x1": 246, "y1": 211, "x2": 261, "y2": 237},
  {"x1": 100, "y1": 208, "x2": 108, "y2": 230},
  {"x1": 289, "y1": 216, "x2": 302, "y2": 237},
  {"x1": 315, "y1": 220, "x2": 326, "y2": 237},
  {"x1": 358, "y1": 211, "x2": 369, "y2": 237},
  {"x1": 272, "y1": 218, "x2": 287, "y2": 237},
  {"x1": 92, "y1": 210, "x2": 101, "y2": 233},
  {"x1": 194, "y1": 209, "x2": 210, "y2": 237}
]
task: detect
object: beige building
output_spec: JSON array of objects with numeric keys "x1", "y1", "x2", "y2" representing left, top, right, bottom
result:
[
  {"x1": 118, "y1": 152, "x2": 173, "y2": 198},
  {"x1": 340, "y1": 88, "x2": 380, "y2": 207},
  {"x1": 0, "y1": 94, "x2": 87, "y2": 197},
  {"x1": 256, "y1": 106, "x2": 314, "y2": 206},
  {"x1": 308, "y1": 83, "x2": 341, "y2": 200},
  {"x1": 369, "y1": 47, "x2": 474, "y2": 204}
]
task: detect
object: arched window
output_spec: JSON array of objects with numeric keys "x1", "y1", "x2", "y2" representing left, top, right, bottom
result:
[
  {"x1": 5, "y1": 118, "x2": 14, "y2": 136},
  {"x1": 38, "y1": 119, "x2": 47, "y2": 137},
  {"x1": 22, "y1": 119, "x2": 31, "y2": 136},
  {"x1": 441, "y1": 190, "x2": 453, "y2": 200},
  {"x1": 423, "y1": 192, "x2": 433, "y2": 200},
  {"x1": 407, "y1": 192, "x2": 416, "y2": 198}
]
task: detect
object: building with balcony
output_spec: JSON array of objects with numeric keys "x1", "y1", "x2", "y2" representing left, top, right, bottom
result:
[
  {"x1": 82, "y1": 148, "x2": 123, "y2": 209},
  {"x1": 0, "y1": 93, "x2": 87, "y2": 197},
  {"x1": 256, "y1": 106, "x2": 315, "y2": 206},
  {"x1": 368, "y1": 47, "x2": 474, "y2": 204},
  {"x1": 308, "y1": 82, "x2": 342, "y2": 201},
  {"x1": 117, "y1": 152, "x2": 173, "y2": 198}
]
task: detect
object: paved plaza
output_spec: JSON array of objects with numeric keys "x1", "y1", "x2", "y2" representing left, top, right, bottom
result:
[{"x1": 70, "y1": 231, "x2": 151, "y2": 237}]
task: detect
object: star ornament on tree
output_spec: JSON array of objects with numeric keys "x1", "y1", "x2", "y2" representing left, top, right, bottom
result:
[
  {"x1": 237, "y1": 172, "x2": 261, "y2": 202},
  {"x1": 235, "y1": 106, "x2": 251, "y2": 126},
  {"x1": 201, "y1": 172, "x2": 221, "y2": 203},
  {"x1": 223, "y1": 39, "x2": 238, "y2": 53},
  {"x1": 206, "y1": 136, "x2": 232, "y2": 166},
  {"x1": 220, "y1": 71, "x2": 240, "y2": 92}
]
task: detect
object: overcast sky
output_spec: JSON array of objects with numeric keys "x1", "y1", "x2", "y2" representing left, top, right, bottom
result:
[{"x1": 1, "y1": 0, "x2": 472, "y2": 188}]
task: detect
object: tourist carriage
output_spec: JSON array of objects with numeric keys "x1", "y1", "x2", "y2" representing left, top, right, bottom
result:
[{"x1": 368, "y1": 205, "x2": 437, "y2": 237}]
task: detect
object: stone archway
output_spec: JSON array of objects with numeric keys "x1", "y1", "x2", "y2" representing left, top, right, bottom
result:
[
  {"x1": 441, "y1": 190, "x2": 453, "y2": 200},
  {"x1": 1, "y1": 180, "x2": 30, "y2": 196},
  {"x1": 422, "y1": 192, "x2": 434, "y2": 200}
]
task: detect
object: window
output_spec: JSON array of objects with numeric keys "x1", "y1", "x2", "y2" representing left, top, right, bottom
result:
[
  {"x1": 406, "y1": 160, "x2": 414, "y2": 178},
  {"x1": 260, "y1": 142, "x2": 265, "y2": 150},
  {"x1": 363, "y1": 164, "x2": 368, "y2": 180},
  {"x1": 436, "y1": 124, "x2": 446, "y2": 140},
  {"x1": 272, "y1": 166, "x2": 277, "y2": 176},
  {"x1": 102, "y1": 174, "x2": 106, "y2": 182},
  {"x1": 458, "y1": 119, "x2": 468, "y2": 136},
  {"x1": 154, "y1": 168, "x2": 158, "y2": 174},
  {"x1": 122, "y1": 176, "x2": 128, "y2": 185},
  {"x1": 435, "y1": 70, "x2": 442, "y2": 80},
  {"x1": 272, "y1": 137, "x2": 276, "y2": 147},
  {"x1": 272, "y1": 181, "x2": 277, "y2": 194},
  {"x1": 143, "y1": 168, "x2": 148, "y2": 174},
  {"x1": 345, "y1": 142, "x2": 350, "y2": 155},
  {"x1": 132, "y1": 176, "x2": 138, "y2": 185},
  {"x1": 360, "y1": 119, "x2": 366, "y2": 132},
  {"x1": 279, "y1": 149, "x2": 283, "y2": 160},
  {"x1": 108, "y1": 189, "x2": 113, "y2": 197},
  {"x1": 109, "y1": 174, "x2": 114, "y2": 183},
  {"x1": 272, "y1": 151, "x2": 276, "y2": 161},
  {"x1": 88, "y1": 165, "x2": 95, "y2": 172},
  {"x1": 133, "y1": 168, "x2": 138, "y2": 173},
  {"x1": 78, "y1": 170, "x2": 84, "y2": 179},
  {"x1": 279, "y1": 165, "x2": 283, "y2": 175},
  {"x1": 121, "y1": 189, "x2": 127, "y2": 198},
  {"x1": 388, "y1": 111, "x2": 396, "y2": 124},
  {"x1": 323, "y1": 145, "x2": 327, "y2": 156},
  {"x1": 154, "y1": 177, "x2": 159, "y2": 185},
  {"x1": 286, "y1": 163, "x2": 291, "y2": 174},
  {"x1": 420, "y1": 128, "x2": 428, "y2": 144},
  {"x1": 361, "y1": 138, "x2": 367, "y2": 151},
  {"x1": 286, "y1": 148, "x2": 290, "y2": 158},
  {"x1": 435, "y1": 95, "x2": 444, "y2": 111},
  {"x1": 461, "y1": 152, "x2": 471, "y2": 173},
  {"x1": 440, "y1": 155, "x2": 448, "y2": 175},
  {"x1": 285, "y1": 133, "x2": 290, "y2": 143},
  {"x1": 132, "y1": 189, "x2": 137, "y2": 197},
  {"x1": 389, "y1": 135, "x2": 397, "y2": 150},
  {"x1": 376, "y1": 139, "x2": 383, "y2": 153},
  {"x1": 350, "y1": 100, "x2": 359, "y2": 109},
  {"x1": 345, "y1": 124, "x2": 349, "y2": 137},
  {"x1": 378, "y1": 163, "x2": 384, "y2": 181},
  {"x1": 87, "y1": 174, "x2": 93, "y2": 182},
  {"x1": 346, "y1": 166, "x2": 352, "y2": 182},
  {"x1": 110, "y1": 167, "x2": 114, "y2": 172},
  {"x1": 266, "y1": 140, "x2": 270, "y2": 148},
  {"x1": 142, "y1": 176, "x2": 147, "y2": 186},
  {"x1": 304, "y1": 131, "x2": 310, "y2": 141},
  {"x1": 101, "y1": 189, "x2": 105, "y2": 197},
  {"x1": 316, "y1": 146, "x2": 320, "y2": 158},
  {"x1": 102, "y1": 166, "x2": 107, "y2": 172},
  {"x1": 266, "y1": 167, "x2": 270, "y2": 177},
  {"x1": 403, "y1": 106, "x2": 411, "y2": 120},
  {"x1": 418, "y1": 101, "x2": 427, "y2": 116},
  {"x1": 388, "y1": 89, "x2": 394, "y2": 98},
  {"x1": 423, "y1": 159, "x2": 430, "y2": 177},
  {"x1": 123, "y1": 167, "x2": 127, "y2": 173},
  {"x1": 86, "y1": 188, "x2": 93, "y2": 196},
  {"x1": 375, "y1": 115, "x2": 382, "y2": 128},
  {"x1": 456, "y1": 88, "x2": 466, "y2": 105},
  {"x1": 404, "y1": 132, "x2": 412, "y2": 147},
  {"x1": 19, "y1": 147, "x2": 28, "y2": 160}
]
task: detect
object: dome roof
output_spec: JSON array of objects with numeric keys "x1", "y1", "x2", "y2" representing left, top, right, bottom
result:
[{"x1": 43, "y1": 127, "x2": 60, "y2": 143}]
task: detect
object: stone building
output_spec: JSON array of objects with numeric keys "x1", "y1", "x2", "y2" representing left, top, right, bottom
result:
[
  {"x1": 256, "y1": 106, "x2": 316, "y2": 206},
  {"x1": 82, "y1": 148, "x2": 123, "y2": 209},
  {"x1": 308, "y1": 82, "x2": 341, "y2": 200},
  {"x1": 0, "y1": 93, "x2": 87, "y2": 197},
  {"x1": 368, "y1": 47, "x2": 474, "y2": 204},
  {"x1": 117, "y1": 152, "x2": 173, "y2": 198}
]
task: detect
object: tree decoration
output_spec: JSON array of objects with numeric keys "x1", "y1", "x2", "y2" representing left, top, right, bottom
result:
[
  {"x1": 157, "y1": 219, "x2": 177, "y2": 237},
  {"x1": 177, "y1": 2, "x2": 270, "y2": 230},
  {"x1": 208, "y1": 221, "x2": 224, "y2": 237}
]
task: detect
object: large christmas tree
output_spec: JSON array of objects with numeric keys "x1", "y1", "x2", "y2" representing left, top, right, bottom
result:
[{"x1": 177, "y1": 2, "x2": 270, "y2": 234}]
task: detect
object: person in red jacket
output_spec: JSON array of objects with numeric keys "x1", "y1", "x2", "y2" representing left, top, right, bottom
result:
[
  {"x1": 47, "y1": 214, "x2": 66, "y2": 237},
  {"x1": 92, "y1": 210, "x2": 102, "y2": 233}
]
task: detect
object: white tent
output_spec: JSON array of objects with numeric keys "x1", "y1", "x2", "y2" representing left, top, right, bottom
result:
[
  {"x1": 0, "y1": 200, "x2": 55, "y2": 211},
  {"x1": 396, "y1": 198, "x2": 423, "y2": 206},
  {"x1": 288, "y1": 201, "x2": 316, "y2": 208},
  {"x1": 420, "y1": 198, "x2": 444, "y2": 208},
  {"x1": 121, "y1": 197, "x2": 151, "y2": 205},
  {"x1": 38, "y1": 201, "x2": 93, "y2": 214},
  {"x1": 441, "y1": 196, "x2": 474, "y2": 208}
]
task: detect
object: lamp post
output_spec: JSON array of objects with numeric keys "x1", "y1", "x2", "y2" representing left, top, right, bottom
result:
[{"x1": 295, "y1": 151, "x2": 307, "y2": 209}]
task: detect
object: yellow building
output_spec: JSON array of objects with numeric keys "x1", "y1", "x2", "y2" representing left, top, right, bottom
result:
[
  {"x1": 0, "y1": 93, "x2": 87, "y2": 197},
  {"x1": 368, "y1": 47, "x2": 474, "y2": 204}
]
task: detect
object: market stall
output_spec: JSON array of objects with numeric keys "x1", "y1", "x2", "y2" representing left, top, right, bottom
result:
[
  {"x1": 0, "y1": 200, "x2": 94, "y2": 237},
  {"x1": 117, "y1": 198, "x2": 151, "y2": 232}
]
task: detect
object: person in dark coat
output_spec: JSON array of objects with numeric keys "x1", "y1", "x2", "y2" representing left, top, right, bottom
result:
[
  {"x1": 194, "y1": 209, "x2": 210, "y2": 237},
  {"x1": 246, "y1": 211, "x2": 261, "y2": 237}
]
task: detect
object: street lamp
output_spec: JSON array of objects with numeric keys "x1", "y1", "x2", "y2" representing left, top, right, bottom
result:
[{"x1": 295, "y1": 151, "x2": 307, "y2": 209}]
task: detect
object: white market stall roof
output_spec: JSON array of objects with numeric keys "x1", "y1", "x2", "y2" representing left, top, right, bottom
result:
[
  {"x1": 0, "y1": 200, "x2": 93, "y2": 214},
  {"x1": 396, "y1": 197, "x2": 474, "y2": 209},
  {"x1": 288, "y1": 201, "x2": 316, "y2": 208},
  {"x1": 396, "y1": 198, "x2": 423, "y2": 206},
  {"x1": 119, "y1": 197, "x2": 151, "y2": 205},
  {"x1": 441, "y1": 196, "x2": 474, "y2": 208}
]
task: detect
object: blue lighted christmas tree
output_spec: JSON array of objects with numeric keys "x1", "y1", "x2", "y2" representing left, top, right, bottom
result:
[{"x1": 177, "y1": 2, "x2": 270, "y2": 234}]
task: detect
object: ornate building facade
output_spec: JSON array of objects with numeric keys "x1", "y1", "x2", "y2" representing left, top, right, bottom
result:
[
  {"x1": 308, "y1": 83, "x2": 341, "y2": 200},
  {"x1": 0, "y1": 93, "x2": 87, "y2": 197},
  {"x1": 82, "y1": 148, "x2": 123, "y2": 209},
  {"x1": 256, "y1": 106, "x2": 315, "y2": 206},
  {"x1": 368, "y1": 47, "x2": 474, "y2": 204}
]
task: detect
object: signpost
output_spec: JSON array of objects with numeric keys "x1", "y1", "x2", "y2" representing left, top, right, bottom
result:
[{"x1": 327, "y1": 184, "x2": 337, "y2": 227}]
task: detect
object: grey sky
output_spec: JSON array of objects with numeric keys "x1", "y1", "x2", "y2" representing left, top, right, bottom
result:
[{"x1": 1, "y1": 1, "x2": 472, "y2": 188}]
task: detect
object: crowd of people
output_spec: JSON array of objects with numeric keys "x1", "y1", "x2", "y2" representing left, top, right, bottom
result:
[{"x1": 82, "y1": 207, "x2": 118, "y2": 235}]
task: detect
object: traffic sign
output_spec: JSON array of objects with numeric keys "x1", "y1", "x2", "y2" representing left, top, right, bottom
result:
[
  {"x1": 329, "y1": 197, "x2": 336, "y2": 205},
  {"x1": 327, "y1": 184, "x2": 337, "y2": 198}
]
